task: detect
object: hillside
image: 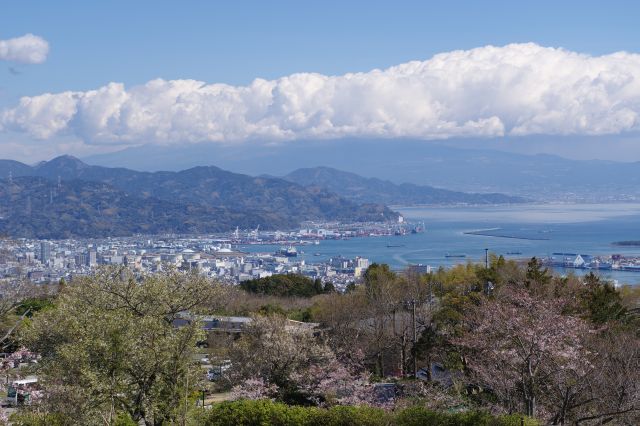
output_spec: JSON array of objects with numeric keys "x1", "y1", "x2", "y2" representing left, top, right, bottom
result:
[
  {"x1": 0, "y1": 177, "x2": 293, "y2": 239},
  {"x1": 284, "y1": 167, "x2": 526, "y2": 205},
  {"x1": 0, "y1": 157, "x2": 397, "y2": 238}
]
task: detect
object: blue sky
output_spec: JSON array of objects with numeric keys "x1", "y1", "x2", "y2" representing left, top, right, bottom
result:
[
  {"x1": 2, "y1": 0, "x2": 640, "y2": 162},
  {"x1": 3, "y1": 0, "x2": 638, "y2": 97}
]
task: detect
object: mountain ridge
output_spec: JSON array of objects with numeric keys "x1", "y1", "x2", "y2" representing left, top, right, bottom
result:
[
  {"x1": 283, "y1": 166, "x2": 527, "y2": 205},
  {"x1": 79, "y1": 139, "x2": 640, "y2": 200},
  {"x1": 0, "y1": 156, "x2": 398, "y2": 238}
]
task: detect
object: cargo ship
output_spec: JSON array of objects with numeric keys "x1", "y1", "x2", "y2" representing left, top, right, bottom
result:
[{"x1": 276, "y1": 246, "x2": 298, "y2": 257}]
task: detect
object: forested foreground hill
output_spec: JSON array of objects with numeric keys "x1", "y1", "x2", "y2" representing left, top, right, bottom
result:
[{"x1": 0, "y1": 156, "x2": 398, "y2": 238}]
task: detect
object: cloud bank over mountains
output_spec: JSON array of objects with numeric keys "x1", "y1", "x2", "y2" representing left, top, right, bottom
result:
[
  {"x1": 0, "y1": 33, "x2": 49, "y2": 64},
  {"x1": 2, "y1": 43, "x2": 640, "y2": 147}
]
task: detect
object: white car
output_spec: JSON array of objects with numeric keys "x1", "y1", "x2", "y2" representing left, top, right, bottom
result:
[{"x1": 207, "y1": 360, "x2": 232, "y2": 381}]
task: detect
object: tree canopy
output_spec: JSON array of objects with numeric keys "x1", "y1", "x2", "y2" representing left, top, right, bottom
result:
[
  {"x1": 22, "y1": 267, "x2": 221, "y2": 426},
  {"x1": 240, "y1": 274, "x2": 329, "y2": 297}
]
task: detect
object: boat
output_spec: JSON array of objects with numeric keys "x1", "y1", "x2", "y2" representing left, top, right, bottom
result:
[
  {"x1": 314, "y1": 252, "x2": 321, "y2": 256},
  {"x1": 445, "y1": 253, "x2": 466, "y2": 258},
  {"x1": 276, "y1": 246, "x2": 298, "y2": 257},
  {"x1": 506, "y1": 251, "x2": 522, "y2": 255},
  {"x1": 386, "y1": 244, "x2": 404, "y2": 248},
  {"x1": 411, "y1": 222, "x2": 425, "y2": 234},
  {"x1": 589, "y1": 261, "x2": 612, "y2": 270}
]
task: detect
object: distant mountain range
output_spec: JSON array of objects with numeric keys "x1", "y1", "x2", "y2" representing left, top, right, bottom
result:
[
  {"x1": 83, "y1": 139, "x2": 640, "y2": 201},
  {"x1": 283, "y1": 167, "x2": 526, "y2": 205},
  {"x1": 0, "y1": 156, "x2": 397, "y2": 238}
]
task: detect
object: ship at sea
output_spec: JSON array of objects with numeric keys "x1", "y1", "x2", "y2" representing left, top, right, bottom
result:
[
  {"x1": 276, "y1": 246, "x2": 298, "y2": 257},
  {"x1": 445, "y1": 253, "x2": 466, "y2": 258},
  {"x1": 411, "y1": 222, "x2": 426, "y2": 234}
]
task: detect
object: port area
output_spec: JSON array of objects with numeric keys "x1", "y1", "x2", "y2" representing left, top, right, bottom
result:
[
  {"x1": 232, "y1": 219, "x2": 424, "y2": 246},
  {"x1": 539, "y1": 253, "x2": 640, "y2": 272}
]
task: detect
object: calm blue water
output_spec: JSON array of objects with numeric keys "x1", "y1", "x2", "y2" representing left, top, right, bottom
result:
[{"x1": 242, "y1": 203, "x2": 640, "y2": 285}]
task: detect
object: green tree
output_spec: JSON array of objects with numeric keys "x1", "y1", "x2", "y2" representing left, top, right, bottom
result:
[
  {"x1": 23, "y1": 267, "x2": 220, "y2": 425},
  {"x1": 525, "y1": 257, "x2": 551, "y2": 289},
  {"x1": 581, "y1": 273, "x2": 628, "y2": 324},
  {"x1": 362, "y1": 264, "x2": 397, "y2": 376},
  {"x1": 0, "y1": 279, "x2": 40, "y2": 350},
  {"x1": 363, "y1": 264, "x2": 396, "y2": 302},
  {"x1": 323, "y1": 281, "x2": 336, "y2": 293},
  {"x1": 313, "y1": 278, "x2": 324, "y2": 295},
  {"x1": 240, "y1": 274, "x2": 324, "y2": 297}
]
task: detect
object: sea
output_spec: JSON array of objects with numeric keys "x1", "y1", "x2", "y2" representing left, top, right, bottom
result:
[{"x1": 241, "y1": 203, "x2": 640, "y2": 286}]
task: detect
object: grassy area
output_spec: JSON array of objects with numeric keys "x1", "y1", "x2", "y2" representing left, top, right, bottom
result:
[{"x1": 205, "y1": 392, "x2": 234, "y2": 405}]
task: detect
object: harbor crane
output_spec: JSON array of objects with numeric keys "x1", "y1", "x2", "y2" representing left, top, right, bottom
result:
[{"x1": 250, "y1": 225, "x2": 260, "y2": 239}]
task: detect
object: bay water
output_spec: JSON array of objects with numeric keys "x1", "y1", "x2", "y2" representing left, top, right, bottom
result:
[{"x1": 242, "y1": 203, "x2": 640, "y2": 285}]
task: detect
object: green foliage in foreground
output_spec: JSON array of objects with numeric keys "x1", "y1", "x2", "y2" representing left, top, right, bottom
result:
[
  {"x1": 15, "y1": 297, "x2": 56, "y2": 317},
  {"x1": 192, "y1": 399, "x2": 539, "y2": 426},
  {"x1": 11, "y1": 411, "x2": 138, "y2": 426},
  {"x1": 240, "y1": 274, "x2": 328, "y2": 297}
]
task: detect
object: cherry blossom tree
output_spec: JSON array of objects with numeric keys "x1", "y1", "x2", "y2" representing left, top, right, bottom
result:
[
  {"x1": 456, "y1": 286, "x2": 591, "y2": 419},
  {"x1": 231, "y1": 377, "x2": 278, "y2": 400},
  {"x1": 228, "y1": 315, "x2": 382, "y2": 407},
  {"x1": 572, "y1": 327, "x2": 640, "y2": 425}
]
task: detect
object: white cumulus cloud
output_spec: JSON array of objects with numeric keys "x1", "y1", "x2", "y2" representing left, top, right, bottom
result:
[
  {"x1": 0, "y1": 33, "x2": 49, "y2": 64},
  {"x1": 2, "y1": 43, "x2": 640, "y2": 145}
]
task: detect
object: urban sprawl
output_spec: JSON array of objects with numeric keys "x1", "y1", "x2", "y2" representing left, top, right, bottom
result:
[
  {"x1": 5, "y1": 218, "x2": 640, "y2": 289},
  {"x1": 0, "y1": 221, "x2": 414, "y2": 289}
]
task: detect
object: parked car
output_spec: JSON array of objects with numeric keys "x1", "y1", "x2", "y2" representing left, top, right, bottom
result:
[{"x1": 207, "y1": 360, "x2": 232, "y2": 381}]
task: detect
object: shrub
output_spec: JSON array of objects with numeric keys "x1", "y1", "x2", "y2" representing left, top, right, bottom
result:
[
  {"x1": 394, "y1": 407, "x2": 538, "y2": 426},
  {"x1": 10, "y1": 412, "x2": 75, "y2": 426},
  {"x1": 310, "y1": 405, "x2": 389, "y2": 426},
  {"x1": 194, "y1": 399, "x2": 538, "y2": 426},
  {"x1": 196, "y1": 400, "x2": 315, "y2": 426}
]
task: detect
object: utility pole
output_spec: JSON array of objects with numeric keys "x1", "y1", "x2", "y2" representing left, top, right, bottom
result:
[{"x1": 485, "y1": 249, "x2": 491, "y2": 295}]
